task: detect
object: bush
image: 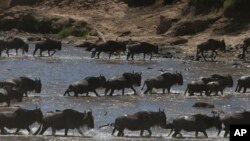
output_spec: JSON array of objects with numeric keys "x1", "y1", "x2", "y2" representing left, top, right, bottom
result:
[
  {"x1": 58, "y1": 27, "x2": 73, "y2": 38},
  {"x1": 188, "y1": 0, "x2": 224, "y2": 14},
  {"x1": 223, "y1": 0, "x2": 250, "y2": 17}
]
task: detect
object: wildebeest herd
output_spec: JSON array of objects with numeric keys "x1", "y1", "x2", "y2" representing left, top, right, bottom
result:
[{"x1": 1, "y1": 37, "x2": 250, "y2": 139}]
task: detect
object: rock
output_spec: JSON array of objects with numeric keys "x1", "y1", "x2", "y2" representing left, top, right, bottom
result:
[
  {"x1": 9, "y1": 0, "x2": 39, "y2": 7},
  {"x1": 169, "y1": 37, "x2": 188, "y2": 45},
  {"x1": 171, "y1": 17, "x2": 220, "y2": 36},
  {"x1": 192, "y1": 102, "x2": 215, "y2": 108},
  {"x1": 156, "y1": 16, "x2": 179, "y2": 35},
  {"x1": 121, "y1": 0, "x2": 156, "y2": 7}
]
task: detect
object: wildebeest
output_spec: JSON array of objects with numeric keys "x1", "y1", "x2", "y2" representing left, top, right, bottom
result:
[
  {"x1": 86, "y1": 40, "x2": 127, "y2": 59},
  {"x1": 166, "y1": 114, "x2": 222, "y2": 138},
  {"x1": 220, "y1": 111, "x2": 250, "y2": 137},
  {"x1": 0, "y1": 37, "x2": 29, "y2": 57},
  {"x1": 104, "y1": 72, "x2": 142, "y2": 96},
  {"x1": 112, "y1": 109, "x2": 167, "y2": 137},
  {"x1": 142, "y1": 72, "x2": 183, "y2": 94},
  {"x1": 0, "y1": 107, "x2": 43, "y2": 134},
  {"x1": 64, "y1": 75, "x2": 106, "y2": 97},
  {"x1": 35, "y1": 109, "x2": 94, "y2": 136},
  {"x1": 0, "y1": 86, "x2": 23, "y2": 107},
  {"x1": 235, "y1": 75, "x2": 250, "y2": 93},
  {"x1": 241, "y1": 38, "x2": 250, "y2": 59},
  {"x1": 0, "y1": 77, "x2": 42, "y2": 97},
  {"x1": 185, "y1": 74, "x2": 232, "y2": 96},
  {"x1": 205, "y1": 75, "x2": 233, "y2": 96},
  {"x1": 192, "y1": 102, "x2": 215, "y2": 108},
  {"x1": 33, "y1": 39, "x2": 62, "y2": 56},
  {"x1": 196, "y1": 39, "x2": 226, "y2": 61},
  {"x1": 126, "y1": 42, "x2": 159, "y2": 60}
]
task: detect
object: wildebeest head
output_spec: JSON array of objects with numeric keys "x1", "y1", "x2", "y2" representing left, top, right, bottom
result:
[
  {"x1": 156, "y1": 108, "x2": 167, "y2": 128},
  {"x1": 220, "y1": 40, "x2": 226, "y2": 51},
  {"x1": 34, "y1": 78, "x2": 42, "y2": 93},
  {"x1": 34, "y1": 107, "x2": 44, "y2": 123},
  {"x1": 82, "y1": 110, "x2": 94, "y2": 129}
]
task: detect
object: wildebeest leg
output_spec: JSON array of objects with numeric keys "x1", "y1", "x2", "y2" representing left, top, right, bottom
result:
[
  {"x1": 74, "y1": 92, "x2": 79, "y2": 97},
  {"x1": 243, "y1": 87, "x2": 247, "y2": 93},
  {"x1": 26, "y1": 127, "x2": 32, "y2": 135},
  {"x1": 93, "y1": 90, "x2": 100, "y2": 97},
  {"x1": 33, "y1": 48, "x2": 38, "y2": 56},
  {"x1": 201, "y1": 51, "x2": 207, "y2": 61},
  {"x1": 147, "y1": 129, "x2": 152, "y2": 137},
  {"x1": 109, "y1": 89, "x2": 114, "y2": 96},
  {"x1": 24, "y1": 92, "x2": 28, "y2": 97},
  {"x1": 143, "y1": 53, "x2": 146, "y2": 60},
  {"x1": 172, "y1": 130, "x2": 179, "y2": 137},
  {"x1": 122, "y1": 89, "x2": 125, "y2": 95},
  {"x1": 77, "y1": 128, "x2": 83, "y2": 136},
  {"x1": 39, "y1": 126, "x2": 49, "y2": 135},
  {"x1": 144, "y1": 87, "x2": 151, "y2": 94},
  {"x1": 130, "y1": 86, "x2": 137, "y2": 95},
  {"x1": 108, "y1": 52, "x2": 112, "y2": 59},
  {"x1": 16, "y1": 49, "x2": 18, "y2": 56},
  {"x1": 202, "y1": 131, "x2": 208, "y2": 138},
  {"x1": 112, "y1": 127, "x2": 116, "y2": 135},
  {"x1": 126, "y1": 52, "x2": 131, "y2": 60},
  {"x1": 195, "y1": 131, "x2": 199, "y2": 137},
  {"x1": 117, "y1": 129, "x2": 123, "y2": 137},
  {"x1": 150, "y1": 53, "x2": 153, "y2": 60},
  {"x1": 105, "y1": 88, "x2": 110, "y2": 96},
  {"x1": 213, "y1": 51, "x2": 218, "y2": 60},
  {"x1": 167, "y1": 87, "x2": 171, "y2": 93},
  {"x1": 6, "y1": 49, "x2": 9, "y2": 57},
  {"x1": 50, "y1": 50, "x2": 57, "y2": 56},
  {"x1": 224, "y1": 129, "x2": 229, "y2": 137},
  {"x1": 52, "y1": 128, "x2": 56, "y2": 136},
  {"x1": 140, "y1": 130, "x2": 144, "y2": 136},
  {"x1": 15, "y1": 128, "x2": 20, "y2": 134},
  {"x1": 48, "y1": 50, "x2": 50, "y2": 56},
  {"x1": 40, "y1": 50, "x2": 43, "y2": 56},
  {"x1": 22, "y1": 48, "x2": 24, "y2": 55},
  {"x1": 131, "y1": 53, "x2": 134, "y2": 60},
  {"x1": 163, "y1": 88, "x2": 165, "y2": 94},
  {"x1": 167, "y1": 129, "x2": 173, "y2": 136},
  {"x1": 1, "y1": 127, "x2": 6, "y2": 134},
  {"x1": 64, "y1": 128, "x2": 68, "y2": 136},
  {"x1": 97, "y1": 52, "x2": 101, "y2": 59}
]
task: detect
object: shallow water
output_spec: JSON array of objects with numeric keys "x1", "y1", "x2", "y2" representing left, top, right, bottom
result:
[{"x1": 0, "y1": 43, "x2": 249, "y2": 140}]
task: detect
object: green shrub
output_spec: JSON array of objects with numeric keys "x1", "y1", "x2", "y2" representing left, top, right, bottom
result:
[{"x1": 58, "y1": 27, "x2": 73, "y2": 38}]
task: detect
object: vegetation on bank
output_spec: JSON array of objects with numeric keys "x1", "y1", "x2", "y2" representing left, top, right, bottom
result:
[{"x1": 58, "y1": 27, "x2": 90, "y2": 38}]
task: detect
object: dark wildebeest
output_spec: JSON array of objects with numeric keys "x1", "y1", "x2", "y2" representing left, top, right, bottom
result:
[
  {"x1": 220, "y1": 111, "x2": 250, "y2": 137},
  {"x1": 33, "y1": 39, "x2": 62, "y2": 56},
  {"x1": 2, "y1": 37, "x2": 29, "y2": 57},
  {"x1": 184, "y1": 80, "x2": 207, "y2": 96},
  {"x1": 205, "y1": 75, "x2": 233, "y2": 96},
  {"x1": 86, "y1": 40, "x2": 127, "y2": 59},
  {"x1": 196, "y1": 39, "x2": 226, "y2": 61},
  {"x1": 64, "y1": 75, "x2": 106, "y2": 97},
  {"x1": 112, "y1": 109, "x2": 167, "y2": 137},
  {"x1": 142, "y1": 72, "x2": 183, "y2": 94},
  {"x1": 0, "y1": 39, "x2": 6, "y2": 57},
  {"x1": 104, "y1": 72, "x2": 142, "y2": 96},
  {"x1": 0, "y1": 107, "x2": 43, "y2": 134},
  {"x1": 35, "y1": 109, "x2": 94, "y2": 136},
  {"x1": 235, "y1": 75, "x2": 250, "y2": 93},
  {"x1": 0, "y1": 86, "x2": 23, "y2": 107},
  {"x1": 166, "y1": 114, "x2": 222, "y2": 138},
  {"x1": 184, "y1": 74, "x2": 232, "y2": 96},
  {"x1": 0, "y1": 77, "x2": 42, "y2": 97},
  {"x1": 241, "y1": 38, "x2": 250, "y2": 59},
  {"x1": 192, "y1": 102, "x2": 215, "y2": 108},
  {"x1": 126, "y1": 42, "x2": 159, "y2": 60}
]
